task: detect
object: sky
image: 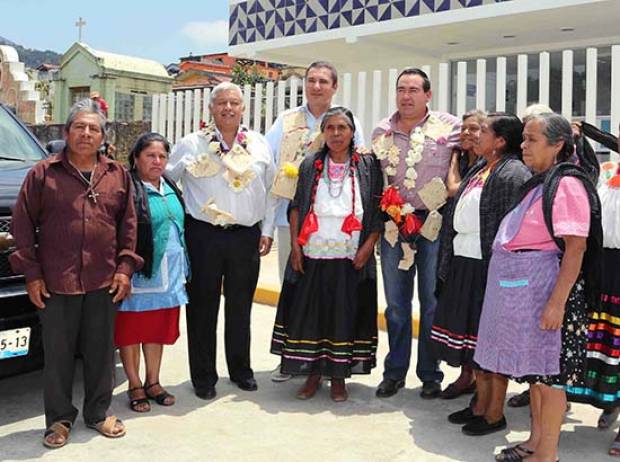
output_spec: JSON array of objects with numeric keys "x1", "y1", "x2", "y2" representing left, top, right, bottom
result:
[{"x1": 0, "y1": 0, "x2": 230, "y2": 64}]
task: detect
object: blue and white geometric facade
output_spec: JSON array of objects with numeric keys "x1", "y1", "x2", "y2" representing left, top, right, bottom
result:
[{"x1": 229, "y1": 0, "x2": 513, "y2": 46}]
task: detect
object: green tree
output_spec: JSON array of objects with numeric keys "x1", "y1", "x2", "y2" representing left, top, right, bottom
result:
[{"x1": 231, "y1": 63, "x2": 264, "y2": 86}]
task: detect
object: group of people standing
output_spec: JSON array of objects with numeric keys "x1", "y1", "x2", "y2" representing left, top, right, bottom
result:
[{"x1": 8, "y1": 59, "x2": 620, "y2": 461}]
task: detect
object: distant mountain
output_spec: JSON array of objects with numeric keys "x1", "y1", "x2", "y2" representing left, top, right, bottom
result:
[{"x1": 0, "y1": 36, "x2": 62, "y2": 68}]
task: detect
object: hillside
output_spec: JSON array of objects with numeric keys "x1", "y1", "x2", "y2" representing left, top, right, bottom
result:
[{"x1": 0, "y1": 36, "x2": 62, "y2": 68}]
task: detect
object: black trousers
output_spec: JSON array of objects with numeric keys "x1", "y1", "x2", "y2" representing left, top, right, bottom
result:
[
  {"x1": 37, "y1": 287, "x2": 117, "y2": 428},
  {"x1": 185, "y1": 217, "x2": 260, "y2": 389}
]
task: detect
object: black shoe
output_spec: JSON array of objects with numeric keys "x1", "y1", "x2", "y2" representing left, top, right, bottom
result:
[
  {"x1": 462, "y1": 416, "x2": 507, "y2": 436},
  {"x1": 448, "y1": 407, "x2": 479, "y2": 425},
  {"x1": 420, "y1": 381, "x2": 441, "y2": 399},
  {"x1": 232, "y1": 377, "x2": 258, "y2": 391},
  {"x1": 376, "y1": 379, "x2": 405, "y2": 398},
  {"x1": 195, "y1": 386, "x2": 216, "y2": 400}
]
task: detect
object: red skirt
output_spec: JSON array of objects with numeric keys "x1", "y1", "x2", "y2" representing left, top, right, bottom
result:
[{"x1": 114, "y1": 307, "x2": 180, "y2": 347}]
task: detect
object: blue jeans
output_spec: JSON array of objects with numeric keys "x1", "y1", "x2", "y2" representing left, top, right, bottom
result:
[{"x1": 381, "y1": 234, "x2": 444, "y2": 384}]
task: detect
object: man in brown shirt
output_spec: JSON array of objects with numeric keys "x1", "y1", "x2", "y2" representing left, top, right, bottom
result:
[{"x1": 9, "y1": 99, "x2": 142, "y2": 449}]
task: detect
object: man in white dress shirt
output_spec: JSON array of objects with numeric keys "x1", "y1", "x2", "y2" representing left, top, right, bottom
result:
[{"x1": 167, "y1": 82, "x2": 276, "y2": 399}]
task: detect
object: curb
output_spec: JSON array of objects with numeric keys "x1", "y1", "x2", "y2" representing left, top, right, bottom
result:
[{"x1": 254, "y1": 284, "x2": 420, "y2": 338}]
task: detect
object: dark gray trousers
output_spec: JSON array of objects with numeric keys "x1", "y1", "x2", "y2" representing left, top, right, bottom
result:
[{"x1": 37, "y1": 287, "x2": 117, "y2": 428}]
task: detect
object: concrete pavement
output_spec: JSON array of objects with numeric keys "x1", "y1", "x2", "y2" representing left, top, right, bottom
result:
[{"x1": 0, "y1": 249, "x2": 612, "y2": 461}]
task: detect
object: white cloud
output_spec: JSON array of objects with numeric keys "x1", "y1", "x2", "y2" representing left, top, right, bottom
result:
[{"x1": 181, "y1": 20, "x2": 229, "y2": 50}]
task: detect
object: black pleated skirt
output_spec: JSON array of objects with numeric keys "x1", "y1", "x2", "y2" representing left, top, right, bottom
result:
[
  {"x1": 431, "y1": 256, "x2": 487, "y2": 367},
  {"x1": 270, "y1": 258, "x2": 378, "y2": 378}
]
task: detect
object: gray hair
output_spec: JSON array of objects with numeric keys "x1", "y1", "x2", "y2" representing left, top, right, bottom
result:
[
  {"x1": 64, "y1": 98, "x2": 107, "y2": 137},
  {"x1": 523, "y1": 103, "x2": 553, "y2": 123},
  {"x1": 209, "y1": 82, "x2": 244, "y2": 107},
  {"x1": 462, "y1": 109, "x2": 486, "y2": 123},
  {"x1": 527, "y1": 112, "x2": 575, "y2": 162}
]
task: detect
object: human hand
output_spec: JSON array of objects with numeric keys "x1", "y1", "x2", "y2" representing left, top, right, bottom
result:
[
  {"x1": 26, "y1": 279, "x2": 50, "y2": 309},
  {"x1": 352, "y1": 242, "x2": 374, "y2": 270},
  {"x1": 540, "y1": 299, "x2": 565, "y2": 330},
  {"x1": 259, "y1": 236, "x2": 273, "y2": 257},
  {"x1": 109, "y1": 273, "x2": 131, "y2": 303},
  {"x1": 291, "y1": 243, "x2": 304, "y2": 274}
]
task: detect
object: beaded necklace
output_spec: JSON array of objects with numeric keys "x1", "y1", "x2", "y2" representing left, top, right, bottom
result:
[{"x1": 297, "y1": 151, "x2": 363, "y2": 245}]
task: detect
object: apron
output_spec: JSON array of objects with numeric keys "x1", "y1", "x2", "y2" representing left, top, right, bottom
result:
[{"x1": 473, "y1": 186, "x2": 563, "y2": 377}]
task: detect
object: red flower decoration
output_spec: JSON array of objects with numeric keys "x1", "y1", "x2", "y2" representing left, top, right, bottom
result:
[
  {"x1": 297, "y1": 211, "x2": 319, "y2": 245},
  {"x1": 199, "y1": 120, "x2": 207, "y2": 129},
  {"x1": 380, "y1": 186, "x2": 405, "y2": 210},
  {"x1": 236, "y1": 131, "x2": 247, "y2": 145},
  {"x1": 351, "y1": 153, "x2": 360, "y2": 164},
  {"x1": 402, "y1": 213, "x2": 423, "y2": 236},
  {"x1": 314, "y1": 159, "x2": 324, "y2": 171},
  {"x1": 341, "y1": 213, "x2": 363, "y2": 236}
]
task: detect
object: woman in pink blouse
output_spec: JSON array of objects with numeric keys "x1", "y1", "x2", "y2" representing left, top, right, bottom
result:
[{"x1": 475, "y1": 112, "x2": 602, "y2": 462}]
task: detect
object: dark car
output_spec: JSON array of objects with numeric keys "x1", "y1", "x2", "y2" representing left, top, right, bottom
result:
[{"x1": 0, "y1": 103, "x2": 48, "y2": 378}]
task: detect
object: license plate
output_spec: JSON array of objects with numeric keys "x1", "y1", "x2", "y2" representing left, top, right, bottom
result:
[{"x1": 0, "y1": 327, "x2": 31, "y2": 360}]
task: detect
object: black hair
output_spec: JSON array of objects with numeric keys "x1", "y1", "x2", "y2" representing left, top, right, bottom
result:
[
  {"x1": 305, "y1": 61, "x2": 338, "y2": 86},
  {"x1": 319, "y1": 106, "x2": 356, "y2": 155},
  {"x1": 128, "y1": 132, "x2": 170, "y2": 169},
  {"x1": 487, "y1": 112, "x2": 523, "y2": 156},
  {"x1": 396, "y1": 67, "x2": 431, "y2": 92}
]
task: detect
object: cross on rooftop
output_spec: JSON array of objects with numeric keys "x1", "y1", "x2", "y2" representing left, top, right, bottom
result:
[{"x1": 75, "y1": 17, "x2": 86, "y2": 42}]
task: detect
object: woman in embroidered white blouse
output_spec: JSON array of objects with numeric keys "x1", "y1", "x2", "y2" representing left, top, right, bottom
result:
[{"x1": 270, "y1": 107, "x2": 383, "y2": 402}]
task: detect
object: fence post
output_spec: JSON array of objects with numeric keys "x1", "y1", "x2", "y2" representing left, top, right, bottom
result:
[
  {"x1": 193, "y1": 89, "x2": 201, "y2": 132},
  {"x1": 539, "y1": 52, "x2": 550, "y2": 107},
  {"x1": 265, "y1": 81, "x2": 275, "y2": 131},
  {"x1": 166, "y1": 93, "x2": 175, "y2": 142},
  {"x1": 253, "y1": 83, "x2": 263, "y2": 132},
  {"x1": 456, "y1": 61, "x2": 467, "y2": 117},
  {"x1": 496, "y1": 57, "x2": 507, "y2": 112},
  {"x1": 517, "y1": 54, "x2": 528, "y2": 118},
  {"x1": 562, "y1": 50, "x2": 574, "y2": 120},
  {"x1": 277, "y1": 81, "x2": 286, "y2": 116},
  {"x1": 184, "y1": 90, "x2": 193, "y2": 137}
]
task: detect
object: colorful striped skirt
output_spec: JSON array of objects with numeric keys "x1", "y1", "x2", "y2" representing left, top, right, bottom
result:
[
  {"x1": 567, "y1": 248, "x2": 620, "y2": 408},
  {"x1": 270, "y1": 258, "x2": 378, "y2": 378}
]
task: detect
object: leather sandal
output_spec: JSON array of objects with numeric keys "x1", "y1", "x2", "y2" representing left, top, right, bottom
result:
[
  {"x1": 128, "y1": 386, "x2": 151, "y2": 413},
  {"x1": 495, "y1": 444, "x2": 534, "y2": 461},
  {"x1": 609, "y1": 440, "x2": 620, "y2": 457},
  {"x1": 43, "y1": 420, "x2": 72, "y2": 449},
  {"x1": 296, "y1": 374, "x2": 322, "y2": 400},
  {"x1": 86, "y1": 415, "x2": 126, "y2": 438},
  {"x1": 145, "y1": 382, "x2": 175, "y2": 406}
]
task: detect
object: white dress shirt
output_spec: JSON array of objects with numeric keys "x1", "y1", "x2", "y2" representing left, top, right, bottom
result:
[{"x1": 166, "y1": 127, "x2": 277, "y2": 238}]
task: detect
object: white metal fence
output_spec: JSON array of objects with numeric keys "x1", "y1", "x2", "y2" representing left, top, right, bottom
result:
[{"x1": 151, "y1": 45, "x2": 620, "y2": 154}]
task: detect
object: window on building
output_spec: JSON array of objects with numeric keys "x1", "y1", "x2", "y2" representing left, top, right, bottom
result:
[
  {"x1": 142, "y1": 95, "x2": 153, "y2": 122},
  {"x1": 70, "y1": 86, "x2": 90, "y2": 104},
  {"x1": 115, "y1": 92, "x2": 135, "y2": 122}
]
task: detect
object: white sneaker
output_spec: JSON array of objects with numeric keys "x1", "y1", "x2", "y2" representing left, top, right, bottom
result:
[{"x1": 270, "y1": 366, "x2": 293, "y2": 382}]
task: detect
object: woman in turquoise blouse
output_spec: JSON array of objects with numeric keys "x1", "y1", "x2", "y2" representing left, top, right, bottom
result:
[{"x1": 115, "y1": 133, "x2": 188, "y2": 412}]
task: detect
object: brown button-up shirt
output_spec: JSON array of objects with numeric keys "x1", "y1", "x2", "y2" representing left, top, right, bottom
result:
[{"x1": 9, "y1": 150, "x2": 143, "y2": 295}]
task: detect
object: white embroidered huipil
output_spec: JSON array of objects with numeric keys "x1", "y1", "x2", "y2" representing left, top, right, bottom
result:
[{"x1": 303, "y1": 160, "x2": 364, "y2": 260}]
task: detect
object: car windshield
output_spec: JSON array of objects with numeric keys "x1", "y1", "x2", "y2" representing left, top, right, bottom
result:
[{"x1": 0, "y1": 106, "x2": 46, "y2": 162}]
